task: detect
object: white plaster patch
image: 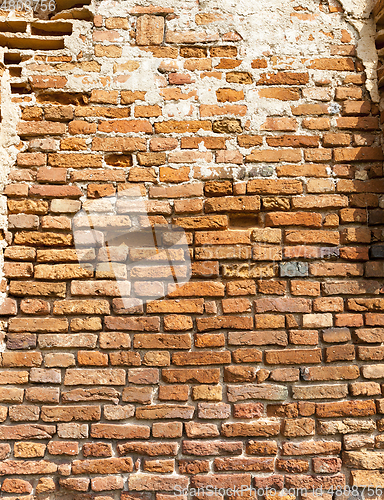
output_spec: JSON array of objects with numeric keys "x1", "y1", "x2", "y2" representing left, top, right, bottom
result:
[
  {"x1": 95, "y1": 0, "x2": 379, "y2": 105},
  {"x1": 348, "y1": 18, "x2": 379, "y2": 102},
  {"x1": 164, "y1": 102, "x2": 194, "y2": 119},
  {"x1": 338, "y1": 0, "x2": 376, "y2": 19}
]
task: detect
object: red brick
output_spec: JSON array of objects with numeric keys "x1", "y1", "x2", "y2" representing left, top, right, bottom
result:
[
  {"x1": 261, "y1": 117, "x2": 297, "y2": 131},
  {"x1": 247, "y1": 179, "x2": 303, "y2": 194},
  {"x1": 266, "y1": 349, "x2": 322, "y2": 365},
  {"x1": 72, "y1": 457, "x2": 133, "y2": 474},
  {"x1": 255, "y1": 298, "x2": 311, "y2": 313},
  {"x1": 308, "y1": 58, "x2": 354, "y2": 70},
  {"x1": 92, "y1": 137, "x2": 146, "y2": 151},
  {"x1": 291, "y1": 104, "x2": 328, "y2": 115},
  {"x1": 245, "y1": 150, "x2": 302, "y2": 163},
  {"x1": 316, "y1": 400, "x2": 376, "y2": 417},
  {"x1": 335, "y1": 147, "x2": 383, "y2": 162},
  {"x1": 266, "y1": 212, "x2": 321, "y2": 227},
  {"x1": 196, "y1": 316, "x2": 253, "y2": 332},
  {"x1": 17, "y1": 121, "x2": 66, "y2": 136}
]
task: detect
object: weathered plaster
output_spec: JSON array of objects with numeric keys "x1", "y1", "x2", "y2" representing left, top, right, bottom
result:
[
  {"x1": 0, "y1": 0, "x2": 379, "y2": 200},
  {"x1": 339, "y1": 0, "x2": 379, "y2": 102},
  {"x1": 0, "y1": 0, "x2": 379, "y2": 225},
  {"x1": 91, "y1": 0, "x2": 381, "y2": 115},
  {"x1": 337, "y1": 0, "x2": 376, "y2": 18}
]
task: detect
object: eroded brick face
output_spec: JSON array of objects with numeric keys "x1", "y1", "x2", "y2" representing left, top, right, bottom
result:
[{"x1": 0, "y1": 0, "x2": 384, "y2": 496}]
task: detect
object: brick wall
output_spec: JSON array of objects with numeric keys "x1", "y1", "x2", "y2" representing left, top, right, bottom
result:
[{"x1": 0, "y1": 0, "x2": 383, "y2": 496}]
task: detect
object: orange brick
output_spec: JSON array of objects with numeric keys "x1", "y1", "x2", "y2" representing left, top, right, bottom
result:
[
  {"x1": 216, "y1": 88, "x2": 244, "y2": 102},
  {"x1": 291, "y1": 104, "x2": 328, "y2": 115},
  {"x1": 258, "y1": 72, "x2": 309, "y2": 85},
  {"x1": 291, "y1": 281, "x2": 320, "y2": 296},
  {"x1": 260, "y1": 117, "x2": 298, "y2": 131},
  {"x1": 308, "y1": 58, "x2": 354, "y2": 70},
  {"x1": 98, "y1": 120, "x2": 152, "y2": 134},
  {"x1": 258, "y1": 88, "x2": 300, "y2": 100},
  {"x1": 136, "y1": 15, "x2": 164, "y2": 45},
  {"x1": 336, "y1": 117, "x2": 379, "y2": 130},
  {"x1": 90, "y1": 90, "x2": 119, "y2": 104},
  {"x1": 303, "y1": 117, "x2": 330, "y2": 130},
  {"x1": 134, "y1": 105, "x2": 162, "y2": 118},
  {"x1": 200, "y1": 105, "x2": 247, "y2": 117},
  {"x1": 245, "y1": 150, "x2": 302, "y2": 163}
]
